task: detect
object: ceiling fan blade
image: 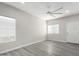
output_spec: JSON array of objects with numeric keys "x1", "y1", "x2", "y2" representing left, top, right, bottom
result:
[
  {"x1": 47, "y1": 11, "x2": 63, "y2": 14},
  {"x1": 46, "y1": 7, "x2": 63, "y2": 17},
  {"x1": 46, "y1": 11, "x2": 52, "y2": 14},
  {"x1": 48, "y1": 13, "x2": 56, "y2": 17},
  {"x1": 52, "y1": 7, "x2": 63, "y2": 13},
  {"x1": 52, "y1": 13, "x2": 63, "y2": 14}
]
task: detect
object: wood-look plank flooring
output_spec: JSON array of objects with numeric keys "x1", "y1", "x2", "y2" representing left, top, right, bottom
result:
[{"x1": 0, "y1": 40, "x2": 79, "y2": 56}]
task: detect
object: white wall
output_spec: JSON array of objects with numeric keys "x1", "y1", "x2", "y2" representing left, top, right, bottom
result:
[
  {"x1": 47, "y1": 14, "x2": 79, "y2": 43},
  {"x1": 0, "y1": 3, "x2": 46, "y2": 53},
  {"x1": 67, "y1": 21, "x2": 79, "y2": 43}
]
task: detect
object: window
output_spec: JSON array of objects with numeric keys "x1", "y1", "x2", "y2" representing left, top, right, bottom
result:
[
  {"x1": 48, "y1": 24, "x2": 59, "y2": 34},
  {"x1": 0, "y1": 16, "x2": 16, "y2": 43}
]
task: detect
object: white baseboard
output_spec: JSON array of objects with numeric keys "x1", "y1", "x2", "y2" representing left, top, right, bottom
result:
[
  {"x1": 48, "y1": 39, "x2": 67, "y2": 43},
  {"x1": 0, "y1": 39, "x2": 45, "y2": 54}
]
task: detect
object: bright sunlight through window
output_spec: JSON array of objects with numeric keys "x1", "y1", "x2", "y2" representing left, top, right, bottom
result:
[{"x1": 48, "y1": 24, "x2": 59, "y2": 34}]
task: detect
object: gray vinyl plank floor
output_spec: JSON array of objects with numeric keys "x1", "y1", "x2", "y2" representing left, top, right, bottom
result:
[{"x1": 0, "y1": 40, "x2": 79, "y2": 56}]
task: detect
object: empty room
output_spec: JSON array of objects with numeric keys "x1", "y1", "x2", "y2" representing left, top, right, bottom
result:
[{"x1": 0, "y1": 2, "x2": 79, "y2": 56}]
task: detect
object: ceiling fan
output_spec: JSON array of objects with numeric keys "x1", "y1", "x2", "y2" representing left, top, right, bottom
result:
[{"x1": 46, "y1": 7, "x2": 64, "y2": 17}]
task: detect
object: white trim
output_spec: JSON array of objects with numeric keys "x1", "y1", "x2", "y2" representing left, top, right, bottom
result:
[{"x1": 0, "y1": 39, "x2": 45, "y2": 54}]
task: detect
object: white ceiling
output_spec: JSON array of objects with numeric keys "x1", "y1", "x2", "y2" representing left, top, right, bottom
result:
[{"x1": 4, "y1": 2, "x2": 79, "y2": 20}]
